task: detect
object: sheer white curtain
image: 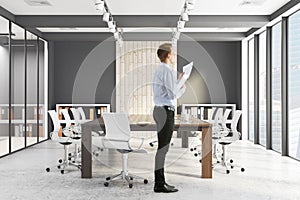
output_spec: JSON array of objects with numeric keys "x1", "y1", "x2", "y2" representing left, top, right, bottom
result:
[{"x1": 116, "y1": 41, "x2": 177, "y2": 115}]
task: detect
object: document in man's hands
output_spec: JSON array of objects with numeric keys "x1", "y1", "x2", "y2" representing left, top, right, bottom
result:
[
  {"x1": 183, "y1": 61, "x2": 193, "y2": 79},
  {"x1": 177, "y1": 61, "x2": 193, "y2": 89}
]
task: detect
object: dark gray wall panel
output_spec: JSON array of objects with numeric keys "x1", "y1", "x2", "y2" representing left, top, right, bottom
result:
[
  {"x1": 53, "y1": 41, "x2": 241, "y2": 113},
  {"x1": 53, "y1": 40, "x2": 116, "y2": 110},
  {"x1": 177, "y1": 41, "x2": 241, "y2": 110}
]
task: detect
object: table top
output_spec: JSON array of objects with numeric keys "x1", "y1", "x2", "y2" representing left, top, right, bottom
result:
[{"x1": 82, "y1": 115, "x2": 211, "y2": 132}]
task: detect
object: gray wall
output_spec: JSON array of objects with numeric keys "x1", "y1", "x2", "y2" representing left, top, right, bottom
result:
[
  {"x1": 53, "y1": 41, "x2": 116, "y2": 110},
  {"x1": 177, "y1": 41, "x2": 241, "y2": 110},
  {"x1": 52, "y1": 41, "x2": 241, "y2": 113}
]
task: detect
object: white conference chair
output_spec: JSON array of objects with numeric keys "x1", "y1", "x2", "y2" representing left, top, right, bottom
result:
[
  {"x1": 92, "y1": 113, "x2": 148, "y2": 188},
  {"x1": 46, "y1": 110, "x2": 81, "y2": 174},
  {"x1": 61, "y1": 109, "x2": 81, "y2": 163},
  {"x1": 215, "y1": 110, "x2": 245, "y2": 174}
]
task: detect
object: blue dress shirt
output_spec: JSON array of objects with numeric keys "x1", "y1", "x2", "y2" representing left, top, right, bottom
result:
[{"x1": 152, "y1": 62, "x2": 186, "y2": 108}]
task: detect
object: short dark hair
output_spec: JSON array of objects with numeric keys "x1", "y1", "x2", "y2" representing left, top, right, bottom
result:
[{"x1": 157, "y1": 43, "x2": 172, "y2": 62}]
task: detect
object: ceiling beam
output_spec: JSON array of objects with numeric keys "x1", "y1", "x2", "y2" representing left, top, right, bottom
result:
[
  {"x1": 15, "y1": 15, "x2": 269, "y2": 28},
  {"x1": 42, "y1": 32, "x2": 245, "y2": 41},
  {"x1": 271, "y1": 0, "x2": 300, "y2": 21},
  {"x1": 0, "y1": 6, "x2": 15, "y2": 22}
]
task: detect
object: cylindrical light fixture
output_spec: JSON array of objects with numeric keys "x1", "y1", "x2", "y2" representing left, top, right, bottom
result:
[
  {"x1": 181, "y1": 12, "x2": 189, "y2": 21},
  {"x1": 173, "y1": 31, "x2": 180, "y2": 40},
  {"x1": 177, "y1": 21, "x2": 185, "y2": 30},
  {"x1": 103, "y1": 10, "x2": 110, "y2": 22},
  {"x1": 186, "y1": 2, "x2": 195, "y2": 10},
  {"x1": 94, "y1": 0, "x2": 104, "y2": 11},
  {"x1": 186, "y1": 0, "x2": 196, "y2": 4}
]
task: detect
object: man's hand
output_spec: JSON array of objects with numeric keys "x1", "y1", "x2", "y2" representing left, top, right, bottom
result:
[{"x1": 178, "y1": 72, "x2": 185, "y2": 80}]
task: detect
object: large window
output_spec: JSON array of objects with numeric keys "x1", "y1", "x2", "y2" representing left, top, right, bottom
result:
[
  {"x1": 0, "y1": 16, "x2": 10, "y2": 156},
  {"x1": 288, "y1": 11, "x2": 300, "y2": 160},
  {"x1": 248, "y1": 38, "x2": 255, "y2": 142},
  {"x1": 271, "y1": 22, "x2": 282, "y2": 152},
  {"x1": 259, "y1": 31, "x2": 267, "y2": 146}
]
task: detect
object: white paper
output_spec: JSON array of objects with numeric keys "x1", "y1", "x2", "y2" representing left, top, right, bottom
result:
[
  {"x1": 177, "y1": 61, "x2": 193, "y2": 89},
  {"x1": 183, "y1": 61, "x2": 193, "y2": 79}
]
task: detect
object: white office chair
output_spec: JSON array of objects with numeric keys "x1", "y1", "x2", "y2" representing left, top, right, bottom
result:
[
  {"x1": 46, "y1": 110, "x2": 81, "y2": 174},
  {"x1": 191, "y1": 107, "x2": 221, "y2": 152},
  {"x1": 215, "y1": 110, "x2": 245, "y2": 174},
  {"x1": 192, "y1": 108, "x2": 231, "y2": 164},
  {"x1": 92, "y1": 113, "x2": 148, "y2": 188},
  {"x1": 61, "y1": 109, "x2": 81, "y2": 163}
]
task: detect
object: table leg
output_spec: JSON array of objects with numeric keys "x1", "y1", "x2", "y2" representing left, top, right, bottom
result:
[
  {"x1": 201, "y1": 126, "x2": 212, "y2": 178},
  {"x1": 181, "y1": 131, "x2": 189, "y2": 148},
  {"x1": 81, "y1": 125, "x2": 92, "y2": 178}
]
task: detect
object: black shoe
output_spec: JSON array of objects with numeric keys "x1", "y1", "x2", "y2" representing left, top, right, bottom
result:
[
  {"x1": 154, "y1": 184, "x2": 178, "y2": 193},
  {"x1": 164, "y1": 183, "x2": 175, "y2": 189}
]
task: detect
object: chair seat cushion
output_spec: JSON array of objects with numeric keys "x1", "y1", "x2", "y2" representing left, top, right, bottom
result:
[{"x1": 59, "y1": 142, "x2": 72, "y2": 145}]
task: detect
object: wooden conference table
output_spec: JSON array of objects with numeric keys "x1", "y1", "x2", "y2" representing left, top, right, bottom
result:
[{"x1": 81, "y1": 115, "x2": 212, "y2": 179}]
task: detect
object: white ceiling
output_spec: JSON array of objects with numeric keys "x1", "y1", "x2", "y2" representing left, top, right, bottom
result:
[{"x1": 0, "y1": 0, "x2": 292, "y2": 15}]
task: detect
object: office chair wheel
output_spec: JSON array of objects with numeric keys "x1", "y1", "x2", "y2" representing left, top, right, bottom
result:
[
  {"x1": 199, "y1": 159, "x2": 202, "y2": 163},
  {"x1": 129, "y1": 183, "x2": 133, "y2": 188},
  {"x1": 68, "y1": 153, "x2": 72, "y2": 156},
  {"x1": 130, "y1": 177, "x2": 133, "y2": 180},
  {"x1": 144, "y1": 179, "x2": 148, "y2": 184},
  {"x1": 59, "y1": 159, "x2": 63, "y2": 163},
  {"x1": 190, "y1": 148, "x2": 194, "y2": 151},
  {"x1": 231, "y1": 166, "x2": 234, "y2": 169},
  {"x1": 106, "y1": 177, "x2": 111, "y2": 181},
  {"x1": 194, "y1": 153, "x2": 198, "y2": 157},
  {"x1": 149, "y1": 143, "x2": 154, "y2": 147},
  {"x1": 226, "y1": 170, "x2": 230, "y2": 174},
  {"x1": 57, "y1": 165, "x2": 61, "y2": 169},
  {"x1": 104, "y1": 182, "x2": 109, "y2": 187},
  {"x1": 46, "y1": 168, "x2": 50, "y2": 172},
  {"x1": 61, "y1": 170, "x2": 64, "y2": 174},
  {"x1": 230, "y1": 159, "x2": 233, "y2": 163},
  {"x1": 241, "y1": 168, "x2": 245, "y2": 172}
]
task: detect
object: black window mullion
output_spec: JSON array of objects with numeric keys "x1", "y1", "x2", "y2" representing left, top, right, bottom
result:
[
  {"x1": 281, "y1": 17, "x2": 288, "y2": 156},
  {"x1": 24, "y1": 31, "x2": 27, "y2": 147},
  {"x1": 266, "y1": 27, "x2": 272, "y2": 150}
]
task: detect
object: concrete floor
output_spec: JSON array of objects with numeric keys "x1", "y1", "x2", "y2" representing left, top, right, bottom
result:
[{"x1": 0, "y1": 138, "x2": 300, "y2": 200}]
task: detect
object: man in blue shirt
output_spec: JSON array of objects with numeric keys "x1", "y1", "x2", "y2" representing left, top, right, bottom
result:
[{"x1": 152, "y1": 43, "x2": 186, "y2": 193}]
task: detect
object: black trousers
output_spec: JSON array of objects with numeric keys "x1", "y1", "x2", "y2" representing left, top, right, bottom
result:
[{"x1": 153, "y1": 106, "x2": 175, "y2": 185}]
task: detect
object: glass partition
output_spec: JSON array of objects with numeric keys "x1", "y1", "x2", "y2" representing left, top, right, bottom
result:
[
  {"x1": 38, "y1": 39, "x2": 47, "y2": 142},
  {"x1": 11, "y1": 23, "x2": 25, "y2": 152},
  {"x1": 0, "y1": 17, "x2": 10, "y2": 156},
  {"x1": 26, "y1": 31, "x2": 38, "y2": 146}
]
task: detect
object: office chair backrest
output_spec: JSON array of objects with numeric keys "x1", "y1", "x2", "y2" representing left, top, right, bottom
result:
[
  {"x1": 208, "y1": 107, "x2": 216, "y2": 122},
  {"x1": 103, "y1": 113, "x2": 130, "y2": 141},
  {"x1": 213, "y1": 108, "x2": 223, "y2": 126},
  {"x1": 70, "y1": 108, "x2": 81, "y2": 125},
  {"x1": 61, "y1": 109, "x2": 72, "y2": 129},
  {"x1": 48, "y1": 110, "x2": 60, "y2": 132},
  {"x1": 221, "y1": 109, "x2": 231, "y2": 129},
  {"x1": 78, "y1": 107, "x2": 86, "y2": 120},
  {"x1": 231, "y1": 110, "x2": 242, "y2": 133}
]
